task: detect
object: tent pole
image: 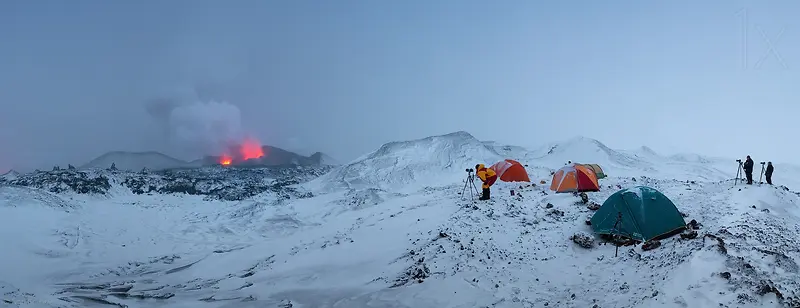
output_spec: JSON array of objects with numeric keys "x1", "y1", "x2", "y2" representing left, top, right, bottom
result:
[{"x1": 613, "y1": 212, "x2": 622, "y2": 257}]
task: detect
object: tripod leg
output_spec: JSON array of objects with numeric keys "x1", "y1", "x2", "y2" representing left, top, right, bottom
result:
[
  {"x1": 735, "y1": 163, "x2": 743, "y2": 185},
  {"x1": 470, "y1": 181, "x2": 476, "y2": 201},
  {"x1": 461, "y1": 178, "x2": 468, "y2": 198}
]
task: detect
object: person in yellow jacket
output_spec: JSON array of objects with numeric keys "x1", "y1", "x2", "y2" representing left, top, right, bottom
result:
[{"x1": 475, "y1": 164, "x2": 498, "y2": 200}]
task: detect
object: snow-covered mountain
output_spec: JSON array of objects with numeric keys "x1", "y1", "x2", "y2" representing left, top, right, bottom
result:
[
  {"x1": 2, "y1": 131, "x2": 800, "y2": 308},
  {"x1": 309, "y1": 131, "x2": 503, "y2": 192},
  {"x1": 1, "y1": 170, "x2": 20, "y2": 181}
]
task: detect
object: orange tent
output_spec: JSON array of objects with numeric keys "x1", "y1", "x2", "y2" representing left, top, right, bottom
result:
[
  {"x1": 550, "y1": 164, "x2": 600, "y2": 193},
  {"x1": 490, "y1": 159, "x2": 530, "y2": 182}
]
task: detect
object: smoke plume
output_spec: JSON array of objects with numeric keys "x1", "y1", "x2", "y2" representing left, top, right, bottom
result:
[
  {"x1": 144, "y1": 92, "x2": 250, "y2": 158},
  {"x1": 168, "y1": 101, "x2": 245, "y2": 156}
]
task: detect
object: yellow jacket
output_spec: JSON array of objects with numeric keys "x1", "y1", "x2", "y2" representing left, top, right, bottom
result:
[{"x1": 476, "y1": 164, "x2": 497, "y2": 189}]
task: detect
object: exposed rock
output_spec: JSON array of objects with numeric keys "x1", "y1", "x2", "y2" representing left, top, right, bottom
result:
[
  {"x1": 4, "y1": 166, "x2": 331, "y2": 201},
  {"x1": 641, "y1": 240, "x2": 661, "y2": 251},
  {"x1": 571, "y1": 232, "x2": 595, "y2": 248}
]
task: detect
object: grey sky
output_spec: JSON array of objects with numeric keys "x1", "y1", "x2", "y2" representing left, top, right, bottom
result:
[{"x1": 1, "y1": 1, "x2": 799, "y2": 172}]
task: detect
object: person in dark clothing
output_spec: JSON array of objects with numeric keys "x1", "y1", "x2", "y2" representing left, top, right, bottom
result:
[
  {"x1": 765, "y1": 162, "x2": 774, "y2": 185},
  {"x1": 743, "y1": 155, "x2": 754, "y2": 184}
]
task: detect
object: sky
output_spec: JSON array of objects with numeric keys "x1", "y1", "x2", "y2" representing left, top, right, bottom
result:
[{"x1": 1, "y1": 0, "x2": 799, "y2": 172}]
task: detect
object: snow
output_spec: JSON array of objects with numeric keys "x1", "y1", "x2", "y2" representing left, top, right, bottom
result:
[
  {"x1": 307, "y1": 131, "x2": 503, "y2": 193},
  {"x1": 2, "y1": 131, "x2": 800, "y2": 308},
  {"x1": 623, "y1": 185, "x2": 644, "y2": 200},
  {"x1": 1, "y1": 170, "x2": 20, "y2": 181}
]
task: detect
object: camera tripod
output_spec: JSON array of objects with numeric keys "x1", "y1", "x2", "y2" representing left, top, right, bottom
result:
[
  {"x1": 758, "y1": 161, "x2": 766, "y2": 185},
  {"x1": 734, "y1": 159, "x2": 743, "y2": 186},
  {"x1": 460, "y1": 168, "x2": 480, "y2": 201}
]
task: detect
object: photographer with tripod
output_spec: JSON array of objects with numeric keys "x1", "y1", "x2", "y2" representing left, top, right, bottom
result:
[
  {"x1": 475, "y1": 164, "x2": 498, "y2": 200},
  {"x1": 743, "y1": 155, "x2": 754, "y2": 184}
]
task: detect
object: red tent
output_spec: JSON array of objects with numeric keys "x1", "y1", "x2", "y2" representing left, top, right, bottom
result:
[{"x1": 490, "y1": 159, "x2": 531, "y2": 182}]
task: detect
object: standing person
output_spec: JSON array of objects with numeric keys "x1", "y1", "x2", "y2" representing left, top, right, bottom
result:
[
  {"x1": 765, "y1": 162, "x2": 774, "y2": 185},
  {"x1": 475, "y1": 164, "x2": 497, "y2": 200},
  {"x1": 744, "y1": 155, "x2": 754, "y2": 184}
]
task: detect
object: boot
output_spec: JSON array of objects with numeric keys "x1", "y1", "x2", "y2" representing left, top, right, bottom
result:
[{"x1": 480, "y1": 188, "x2": 490, "y2": 200}]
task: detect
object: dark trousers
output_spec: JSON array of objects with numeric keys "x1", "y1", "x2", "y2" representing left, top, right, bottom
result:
[
  {"x1": 480, "y1": 187, "x2": 491, "y2": 200},
  {"x1": 766, "y1": 174, "x2": 772, "y2": 185},
  {"x1": 746, "y1": 171, "x2": 753, "y2": 184}
]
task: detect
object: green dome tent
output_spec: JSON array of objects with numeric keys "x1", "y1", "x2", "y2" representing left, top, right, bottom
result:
[
  {"x1": 590, "y1": 186, "x2": 686, "y2": 242},
  {"x1": 581, "y1": 164, "x2": 606, "y2": 179}
]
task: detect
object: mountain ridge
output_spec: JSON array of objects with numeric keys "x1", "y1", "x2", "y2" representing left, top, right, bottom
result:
[{"x1": 80, "y1": 146, "x2": 337, "y2": 172}]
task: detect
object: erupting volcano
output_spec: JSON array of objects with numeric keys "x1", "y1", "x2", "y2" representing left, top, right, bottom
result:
[
  {"x1": 217, "y1": 137, "x2": 265, "y2": 166},
  {"x1": 239, "y1": 138, "x2": 264, "y2": 160}
]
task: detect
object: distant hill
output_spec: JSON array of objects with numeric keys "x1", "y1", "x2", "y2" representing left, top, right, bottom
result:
[
  {"x1": 309, "y1": 152, "x2": 339, "y2": 166},
  {"x1": 1, "y1": 170, "x2": 20, "y2": 181},
  {"x1": 80, "y1": 151, "x2": 190, "y2": 171},
  {"x1": 80, "y1": 146, "x2": 338, "y2": 171}
]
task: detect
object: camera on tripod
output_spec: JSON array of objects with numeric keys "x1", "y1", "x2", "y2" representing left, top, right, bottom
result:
[
  {"x1": 460, "y1": 167, "x2": 480, "y2": 200},
  {"x1": 736, "y1": 159, "x2": 742, "y2": 163}
]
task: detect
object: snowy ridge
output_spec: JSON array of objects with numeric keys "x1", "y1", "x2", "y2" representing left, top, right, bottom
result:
[
  {"x1": 638, "y1": 146, "x2": 660, "y2": 157},
  {"x1": 1, "y1": 170, "x2": 20, "y2": 181},
  {"x1": 520, "y1": 136, "x2": 745, "y2": 183},
  {"x1": 309, "y1": 131, "x2": 502, "y2": 192},
  {"x1": 532, "y1": 136, "x2": 654, "y2": 172},
  {"x1": 482, "y1": 141, "x2": 531, "y2": 159}
]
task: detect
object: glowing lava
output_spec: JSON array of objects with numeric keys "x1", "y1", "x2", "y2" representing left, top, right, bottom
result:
[
  {"x1": 239, "y1": 137, "x2": 264, "y2": 160},
  {"x1": 219, "y1": 155, "x2": 232, "y2": 166},
  {"x1": 217, "y1": 137, "x2": 264, "y2": 166}
]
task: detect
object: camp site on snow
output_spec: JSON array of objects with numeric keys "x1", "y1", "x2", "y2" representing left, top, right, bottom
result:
[{"x1": 472, "y1": 159, "x2": 696, "y2": 250}]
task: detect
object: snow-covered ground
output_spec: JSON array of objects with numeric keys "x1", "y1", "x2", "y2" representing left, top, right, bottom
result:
[{"x1": 1, "y1": 132, "x2": 799, "y2": 308}]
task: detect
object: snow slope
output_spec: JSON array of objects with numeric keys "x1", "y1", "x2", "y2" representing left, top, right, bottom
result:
[
  {"x1": 309, "y1": 131, "x2": 503, "y2": 193},
  {"x1": 2, "y1": 131, "x2": 800, "y2": 308},
  {"x1": 1, "y1": 170, "x2": 20, "y2": 181}
]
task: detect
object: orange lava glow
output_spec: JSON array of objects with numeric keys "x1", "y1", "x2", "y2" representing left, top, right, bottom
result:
[
  {"x1": 219, "y1": 155, "x2": 232, "y2": 166},
  {"x1": 239, "y1": 137, "x2": 264, "y2": 160},
  {"x1": 217, "y1": 137, "x2": 264, "y2": 166}
]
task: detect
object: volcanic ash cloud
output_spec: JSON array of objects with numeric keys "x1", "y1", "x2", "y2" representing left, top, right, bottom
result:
[{"x1": 168, "y1": 101, "x2": 245, "y2": 156}]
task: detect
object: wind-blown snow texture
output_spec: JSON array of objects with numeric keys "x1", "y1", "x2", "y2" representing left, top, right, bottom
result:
[{"x1": 2, "y1": 131, "x2": 800, "y2": 308}]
